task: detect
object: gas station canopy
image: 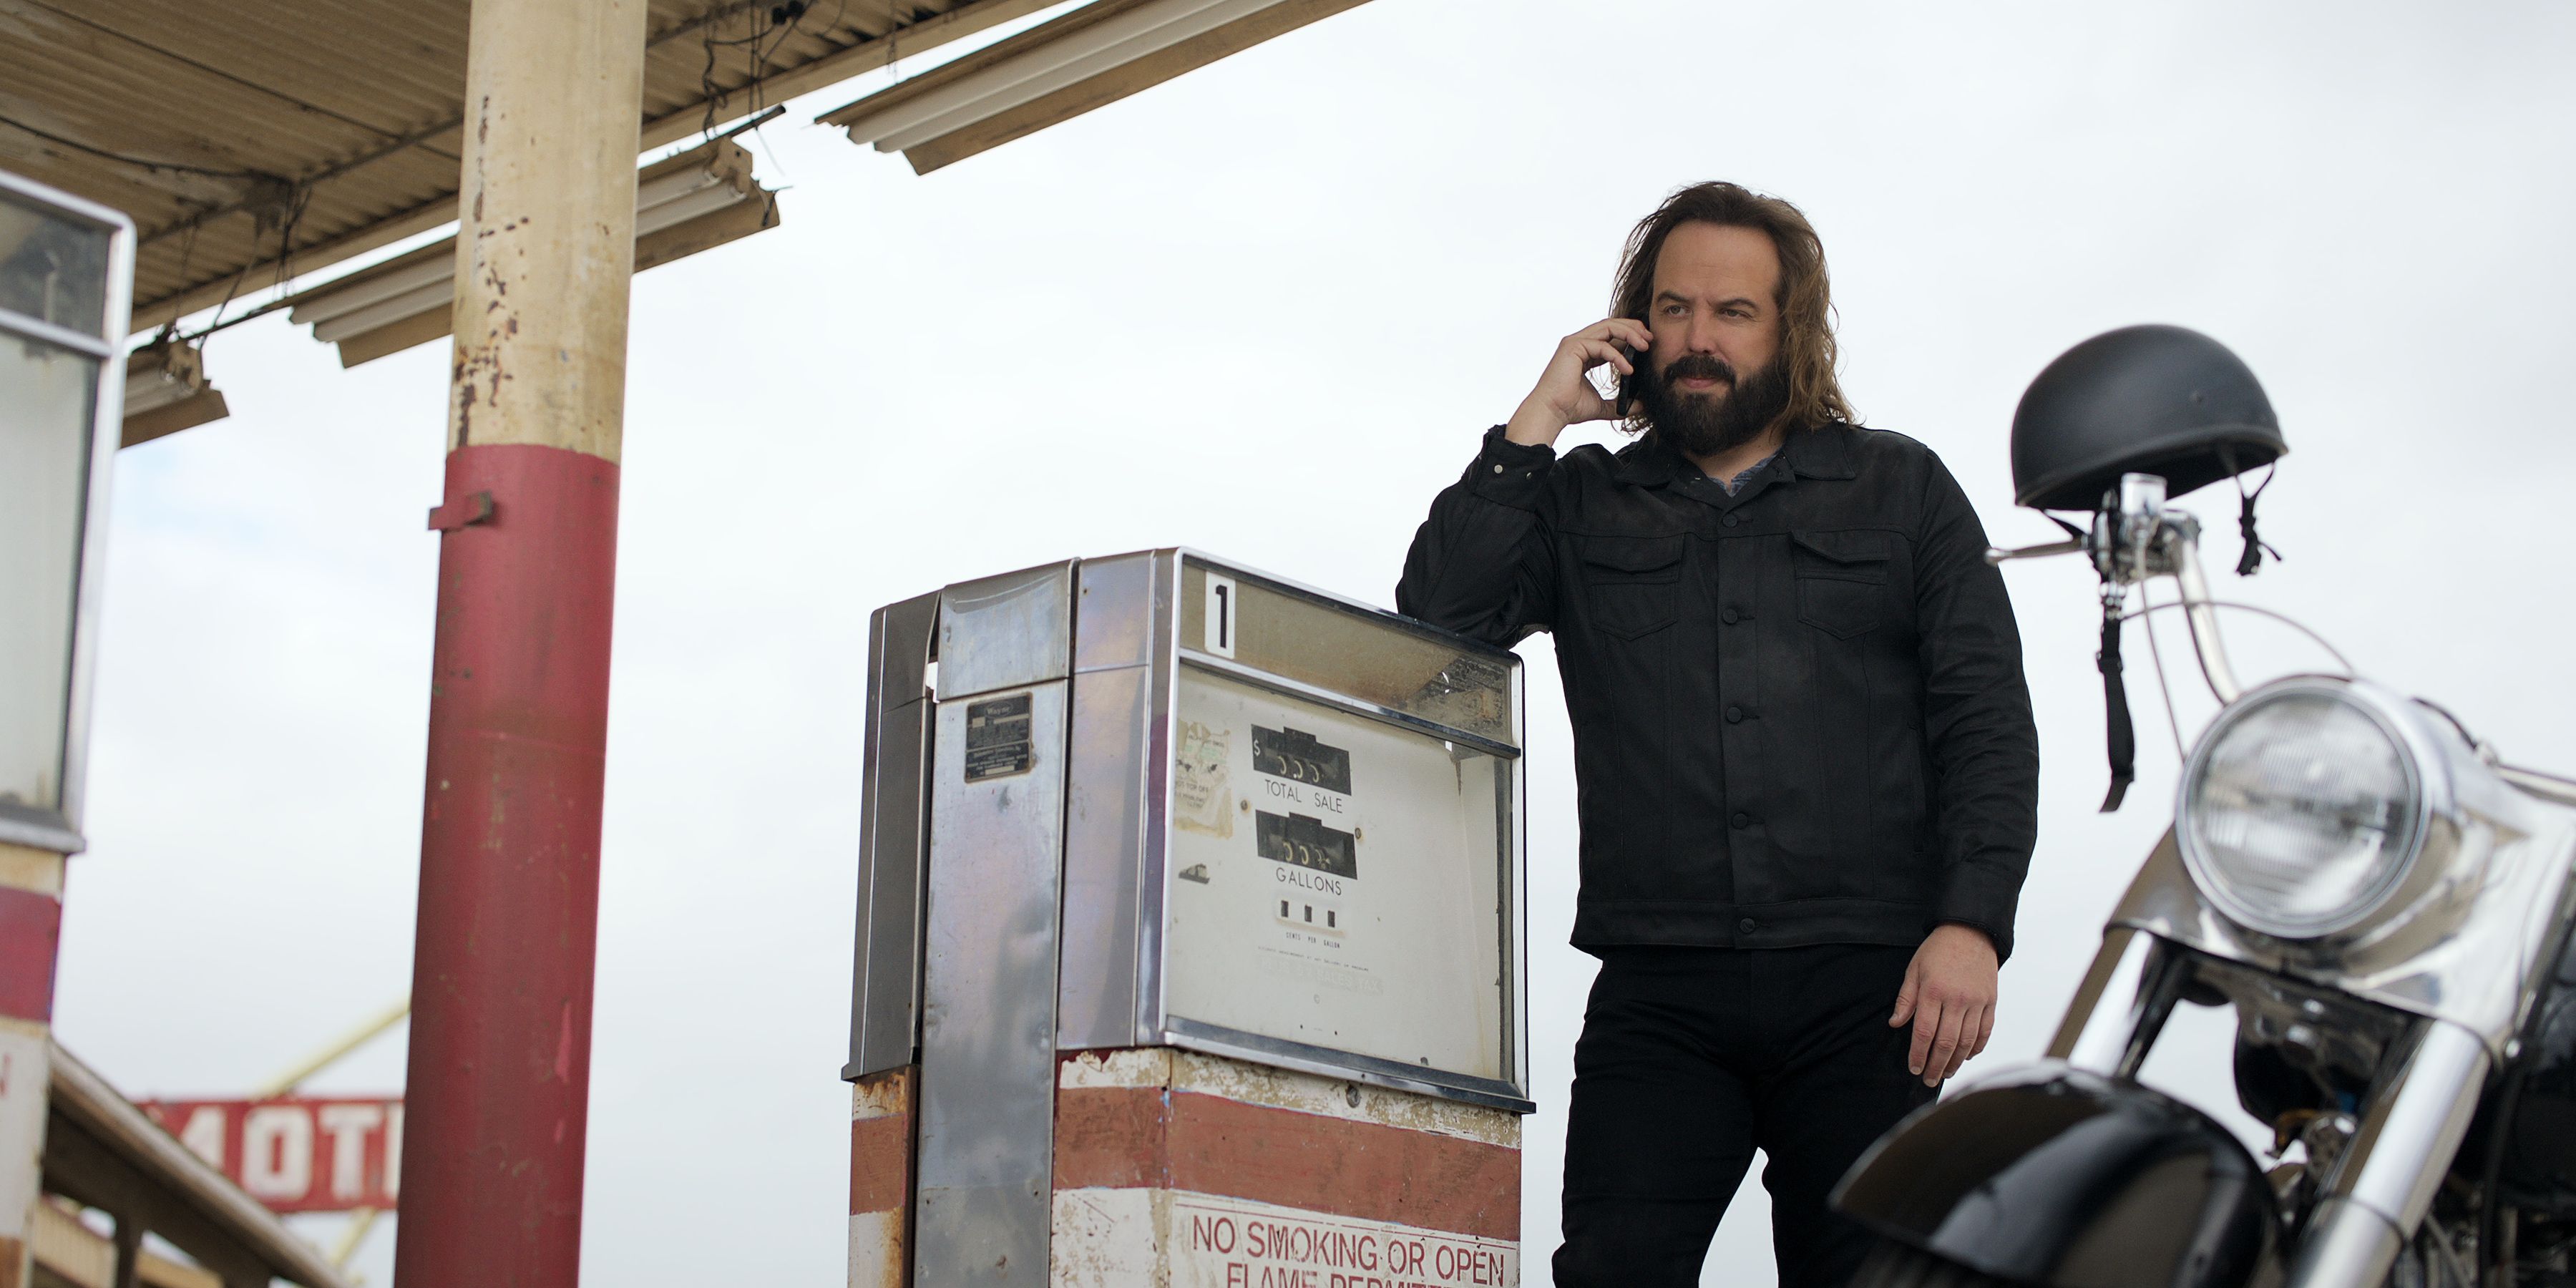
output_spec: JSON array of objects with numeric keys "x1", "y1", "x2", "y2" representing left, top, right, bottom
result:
[
  {"x1": 1, "y1": 0, "x2": 1367, "y2": 336},
  {"x1": 5, "y1": 6, "x2": 1391, "y2": 1282}
]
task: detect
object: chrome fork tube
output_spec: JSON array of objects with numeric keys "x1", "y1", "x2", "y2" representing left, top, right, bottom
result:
[
  {"x1": 2162, "y1": 523, "x2": 2243, "y2": 705},
  {"x1": 2048, "y1": 928, "x2": 2172, "y2": 1075},
  {"x1": 2288, "y1": 1021, "x2": 2493, "y2": 1288}
]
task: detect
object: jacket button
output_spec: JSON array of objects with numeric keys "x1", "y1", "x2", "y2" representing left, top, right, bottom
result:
[
  {"x1": 1722, "y1": 512, "x2": 1742, "y2": 528},
  {"x1": 1491, "y1": 464, "x2": 1505, "y2": 474},
  {"x1": 1721, "y1": 607, "x2": 1740, "y2": 625},
  {"x1": 1730, "y1": 811, "x2": 1750, "y2": 829},
  {"x1": 1725, "y1": 704, "x2": 1745, "y2": 723},
  {"x1": 1739, "y1": 917, "x2": 1758, "y2": 933}
]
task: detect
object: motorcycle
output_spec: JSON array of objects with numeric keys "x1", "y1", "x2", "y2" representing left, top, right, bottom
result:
[{"x1": 1832, "y1": 325, "x2": 2576, "y2": 1288}]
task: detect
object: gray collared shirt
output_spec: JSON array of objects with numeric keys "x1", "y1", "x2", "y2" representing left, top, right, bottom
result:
[{"x1": 1716, "y1": 451, "x2": 1780, "y2": 496}]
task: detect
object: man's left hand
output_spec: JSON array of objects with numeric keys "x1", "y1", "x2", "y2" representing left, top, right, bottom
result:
[{"x1": 1889, "y1": 924, "x2": 1999, "y2": 1087}]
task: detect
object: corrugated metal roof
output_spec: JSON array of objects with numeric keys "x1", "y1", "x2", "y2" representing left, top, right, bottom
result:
[{"x1": 0, "y1": 0, "x2": 1060, "y2": 331}]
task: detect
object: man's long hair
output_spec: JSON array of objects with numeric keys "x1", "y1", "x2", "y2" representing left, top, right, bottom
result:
[{"x1": 1612, "y1": 182, "x2": 1855, "y2": 436}]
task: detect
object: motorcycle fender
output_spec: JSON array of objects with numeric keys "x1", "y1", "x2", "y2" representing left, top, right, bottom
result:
[{"x1": 1832, "y1": 1063, "x2": 2284, "y2": 1288}]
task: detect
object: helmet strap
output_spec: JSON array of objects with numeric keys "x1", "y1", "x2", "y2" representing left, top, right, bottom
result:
[
  {"x1": 2228, "y1": 454, "x2": 2284, "y2": 577},
  {"x1": 2096, "y1": 587, "x2": 2135, "y2": 813}
]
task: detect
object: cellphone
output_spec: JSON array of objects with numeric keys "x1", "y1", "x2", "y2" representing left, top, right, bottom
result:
[{"x1": 1608, "y1": 321, "x2": 1645, "y2": 417}]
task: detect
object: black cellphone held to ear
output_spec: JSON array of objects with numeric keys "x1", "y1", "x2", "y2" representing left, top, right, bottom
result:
[{"x1": 1613, "y1": 321, "x2": 1645, "y2": 418}]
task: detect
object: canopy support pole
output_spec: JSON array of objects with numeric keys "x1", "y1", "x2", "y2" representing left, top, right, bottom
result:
[
  {"x1": 394, "y1": 1, "x2": 647, "y2": 1282},
  {"x1": 0, "y1": 841, "x2": 66, "y2": 1288}
]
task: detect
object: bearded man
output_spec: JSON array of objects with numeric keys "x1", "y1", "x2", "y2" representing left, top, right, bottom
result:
[{"x1": 1396, "y1": 182, "x2": 2040, "y2": 1287}]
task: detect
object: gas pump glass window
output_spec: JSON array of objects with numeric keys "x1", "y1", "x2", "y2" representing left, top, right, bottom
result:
[
  {"x1": 0, "y1": 190, "x2": 111, "y2": 336},
  {"x1": 1166, "y1": 558, "x2": 1518, "y2": 1085},
  {"x1": 2179, "y1": 685, "x2": 2425, "y2": 938},
  {"x1": 0, "y1": 192, "x2": 108, "y2": 818}
]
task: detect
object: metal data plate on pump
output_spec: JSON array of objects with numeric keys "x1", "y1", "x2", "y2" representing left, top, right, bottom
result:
[{"x1": 846, "y1": 548, "x2": 1529, "y2": 1111}]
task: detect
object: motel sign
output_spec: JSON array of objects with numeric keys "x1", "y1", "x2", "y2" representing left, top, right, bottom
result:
[{"x1": 140, "y1": 1097, "x2": 403, "y2": 1214}]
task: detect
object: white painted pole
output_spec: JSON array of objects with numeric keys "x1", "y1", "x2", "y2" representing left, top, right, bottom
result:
[{"x1": 0, "y1": 841, "x2": 67, "y2": 1288}]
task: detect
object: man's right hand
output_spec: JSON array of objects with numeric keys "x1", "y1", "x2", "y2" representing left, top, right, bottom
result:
[{"x1": 1503, "y1": 318, "x2": 1654, "y2": 447}]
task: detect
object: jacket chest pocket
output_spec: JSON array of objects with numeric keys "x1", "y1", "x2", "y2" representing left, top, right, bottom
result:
[
  {"x1": 1791, "y1": 529, "x2": 1891, "y2": 640},
  {"x1": 1579, "y1": 535, "x2": 1685, "y2": 639}
]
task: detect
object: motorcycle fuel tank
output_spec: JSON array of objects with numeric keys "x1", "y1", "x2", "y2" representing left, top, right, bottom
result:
[
  {"x1": 1834, "y1": 1063, "x2": 2283, "y2": 1288},
  {"x1": 2464, "y1": 929, "x2": 2576, "y2": 1215}
]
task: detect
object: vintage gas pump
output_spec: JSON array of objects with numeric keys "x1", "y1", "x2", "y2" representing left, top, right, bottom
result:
[
  {"x1": 1, "y1": 169, "x2": 132, "y2": 1288},
  {"x1": 846, "y1": 550, "x2": 1529, "y2": 1288}
]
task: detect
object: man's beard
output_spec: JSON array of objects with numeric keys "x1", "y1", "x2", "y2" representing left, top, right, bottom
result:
[{"x1": 1630, "y1": 349, "x2": 1795, "y2": 459}]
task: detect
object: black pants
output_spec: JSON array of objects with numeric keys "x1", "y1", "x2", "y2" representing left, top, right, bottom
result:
[{"x1": 1553, "y1": 945, "x2": 1937, "y2": 1288}]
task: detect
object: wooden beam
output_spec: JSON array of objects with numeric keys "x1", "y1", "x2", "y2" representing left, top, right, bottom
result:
[
  {"x1": 636, "y1": 0, "x2": 1065, "y2": 152},
  {"x1": 330, "y1": 308, "x2": 449, "y2": 369},
  {"x1": 119, "y1": 390, "x2": 229, "y2": 447},
  {"x1": 329, "y1": 190, "x2": 780, "y2": 369},
  {"x1": 902, "y1": 0, "x2": 1370, "y2": 174},
  {"x1": 128, "y1": 195, "x2": 457, "y2": 335},
  {"x1": 816, "y1": 0, "x2": 1169, "y2": 135}
]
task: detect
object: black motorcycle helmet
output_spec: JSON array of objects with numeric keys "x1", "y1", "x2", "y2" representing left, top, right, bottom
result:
[{"x1": 2010, "y1": 324, "x2": 2286, "y2": 511}]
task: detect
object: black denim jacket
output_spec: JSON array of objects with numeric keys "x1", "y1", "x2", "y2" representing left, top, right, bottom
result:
[{"x1": 1397, "y1": 424, "x2": 2040, "y2": 960}]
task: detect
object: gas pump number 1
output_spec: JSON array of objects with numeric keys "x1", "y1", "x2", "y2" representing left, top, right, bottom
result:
[{"x1": 1206, "y1": 573, "x2": 1237, "y2": 658}]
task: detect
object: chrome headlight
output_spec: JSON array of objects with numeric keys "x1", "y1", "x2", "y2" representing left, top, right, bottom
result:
[{"x1": 2178, "y1": 680, "x2": 2430, "y2": 940}]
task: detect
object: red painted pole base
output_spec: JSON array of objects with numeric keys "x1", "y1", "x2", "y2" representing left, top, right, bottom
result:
[{"x1": 396, "y1": 443, "x2": 619, "y2": 1288}]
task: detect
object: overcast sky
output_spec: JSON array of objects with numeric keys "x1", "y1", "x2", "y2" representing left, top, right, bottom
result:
[{"x1": 49, "y1": 1, "x2": 2576, "y2": 1284}]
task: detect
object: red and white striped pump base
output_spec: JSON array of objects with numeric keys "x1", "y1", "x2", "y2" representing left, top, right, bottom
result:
[{"x1": 851, "y1": 1048, "x2": 1522, "y2": 1287}]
